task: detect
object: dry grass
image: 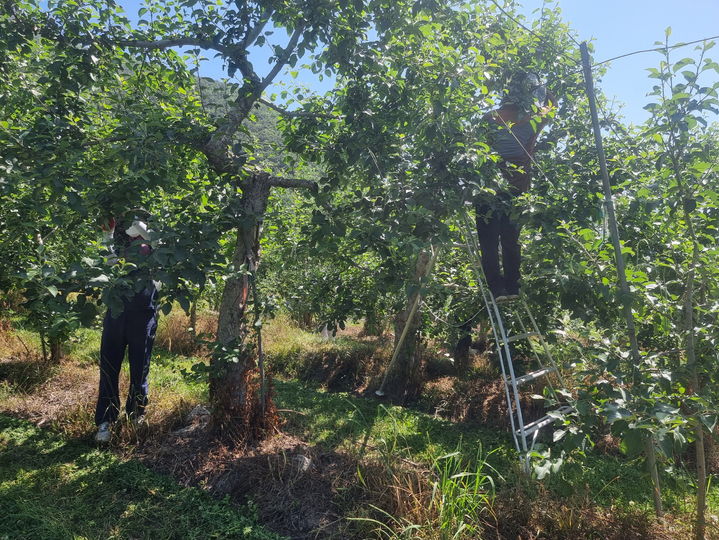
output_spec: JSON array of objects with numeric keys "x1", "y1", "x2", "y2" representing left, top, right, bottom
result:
[
  {"x1": 263, "y1": 314, "x2": 392, "y2": 394},
  {"x1": 0, "y1": 354, "x2": 197, "y2": 443},
  {"x1": 155, "y1": 309, "x2": 217, "y2": 356},
  {"x1": 137, "y1": 424, "x2": 364, "y2": 538},
  {"x1": 489, "y1": 484, "x2": 686, "y2": 539}
]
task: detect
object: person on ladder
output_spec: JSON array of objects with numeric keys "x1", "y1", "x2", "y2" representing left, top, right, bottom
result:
[{"x1": 476, "y1": 73, "x2": 556, "y2": 302}]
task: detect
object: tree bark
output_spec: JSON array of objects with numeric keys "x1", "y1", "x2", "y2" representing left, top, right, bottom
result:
[
  {"x1": 210, "y1": 172, "x2": 275, "y2": 440},
  {"x1": 189, "y1": 301, "x2": 197, "y2": 339},
  {"x1": 361, "y1": 310, "x2": 384, "y2": 337},
  {"x1": 49, "y1": 336, "x2": 63, "y2": 364},
  {"x1": 380, "y1": 250, "x2": 433, "y2": 403}
]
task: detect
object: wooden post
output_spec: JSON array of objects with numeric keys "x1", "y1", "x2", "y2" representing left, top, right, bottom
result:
[
  {"x1": 581, "y1": 42, "x2": 663, "y2": 517},
  {"x1": 580, "y1": 42, "x2": 640, "y2": 369}
]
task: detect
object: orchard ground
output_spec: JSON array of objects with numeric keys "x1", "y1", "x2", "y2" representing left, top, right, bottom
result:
[{"x1": 0, "y1": 309, "x2": 715, "y2": 539}]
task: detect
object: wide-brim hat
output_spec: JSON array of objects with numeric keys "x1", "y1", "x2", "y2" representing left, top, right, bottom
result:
[{"x1": 125, "y1": 220, "x2": 151, "y2": 241}]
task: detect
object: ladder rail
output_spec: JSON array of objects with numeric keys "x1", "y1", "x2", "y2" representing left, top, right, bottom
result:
[
  {"x1": 459, "y1": 208, "x2": 572, "y2": 467},
  {"x1": 490, "y1": 299, "x2": 530, "y2": 453}
]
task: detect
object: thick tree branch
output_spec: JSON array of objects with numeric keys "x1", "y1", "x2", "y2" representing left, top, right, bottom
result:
[
  {"x1": 118, "y1": 37, "x2": 233, "y2": 56},
  {"x1": 204, "y1": 25, "x2": 305, "y2": 170},
  {"x1": 241, "y1": 9, "x2": 273, "y2": 49},
  {"x1": 267, "y1": 176, "x2": 317, "y2": 190},
  {"x1": 258, "y1": 98, "x2": 338, "y2": 119},
  {"x1": 259, "y1": 25, "x2": 305, "y2": 93}
]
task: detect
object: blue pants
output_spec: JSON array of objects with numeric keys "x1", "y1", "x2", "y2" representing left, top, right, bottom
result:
[{"x1": 95, "y1": 308, "x2": 157, "y2": 425}]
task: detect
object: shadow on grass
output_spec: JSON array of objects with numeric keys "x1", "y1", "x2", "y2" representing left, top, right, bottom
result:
[
  {"x1": 0, "y1": 356, "x2": 57, "y2": 394},
  {"x1": 274, "y1": 379, "x2": 515, "y2": 471},
  {"x1": 0, "y1": 414, "x2": 279, "y2": 540}
]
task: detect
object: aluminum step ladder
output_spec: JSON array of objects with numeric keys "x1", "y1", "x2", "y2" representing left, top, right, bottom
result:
[{"x1": 460, "y1": 209, "x2": 572, "y2": 471}]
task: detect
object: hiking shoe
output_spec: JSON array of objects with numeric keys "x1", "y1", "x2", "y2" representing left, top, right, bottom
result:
[{"x1": 95, "y1": 422, "x2": 111, "y2": 443}]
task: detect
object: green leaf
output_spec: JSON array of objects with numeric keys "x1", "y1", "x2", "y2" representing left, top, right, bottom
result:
[{"x1": 620, "y1": 429, "x2": 644, "y2": 457}]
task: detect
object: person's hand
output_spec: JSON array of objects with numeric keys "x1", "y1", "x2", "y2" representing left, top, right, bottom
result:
[{"x1": 99, "y1": 217, "x2": 116, "y2": 233}]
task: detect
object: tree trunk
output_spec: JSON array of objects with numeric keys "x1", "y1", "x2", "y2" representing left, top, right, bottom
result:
[
  {"x1": 684, "y1": 235, "x2": 705, "y2": 539},
  {"x1": 49, "y1": 337, "x2": 63, "y2": 364},
  {"x1": 210, "y1": 173, "x2": 276, "y2": 441},
  {"x1": 362, "y1": 310, "x2": 384, "y2": 337},
  {"x1": 189, "y1": 298, "x2": 197, "y2": 341},
  {"x1": 39, "y1": 330, "x2": 48, "y2": 363},
  {"x1": 380, "y1": 250, "x2": 434, "y2": 403},
  {"x1": 645, "y1": 435, "x2": 663, "y2": 518},
  {"x1": 453, "y1": 322, "x2": 473, "y2": 375}
]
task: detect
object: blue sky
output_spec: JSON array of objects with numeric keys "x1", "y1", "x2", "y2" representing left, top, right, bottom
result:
[
  {"x1": 520, "y1": 0, "x2": 719, "y2": 124},
  {"x1": 115, "y1": 0, "x2": 719, "y2": 125}
]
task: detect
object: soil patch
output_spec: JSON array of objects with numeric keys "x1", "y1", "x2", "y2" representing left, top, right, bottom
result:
[{"x1": 136, "y1": 409, "x2": 364, "y2": 539}]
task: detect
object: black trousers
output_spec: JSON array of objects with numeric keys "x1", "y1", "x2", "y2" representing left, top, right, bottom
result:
[
  {"x1": 475, "y1": 197, "x2": 521, "y2": 297},
  {"x1": 95, "y1": 308, "x2": 157, "y2": 425}
]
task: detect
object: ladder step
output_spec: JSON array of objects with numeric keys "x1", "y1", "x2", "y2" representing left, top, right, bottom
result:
[
  {"x1": 505, "y1": 332, "x2": 540, "y2": 344},
  {"x1": 512, "y1": 367, "x2": 557, "y2": 385},
  {"x1": 517, "y1": 406, "x2": 573, "y2": 437}
]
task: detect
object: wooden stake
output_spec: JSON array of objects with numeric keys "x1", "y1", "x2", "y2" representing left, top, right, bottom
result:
[
  {"x1": 376, "y1": 245, "x2": 439, "y2": 397},
  {"x1": 581, "y1": 41, "x2": 663, "y2": 517},
  {"x1": 580, "y1": 42, "x2": 640, "y2": 369}
]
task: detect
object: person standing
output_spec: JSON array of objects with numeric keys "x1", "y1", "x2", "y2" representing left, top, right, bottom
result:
[
  {"x1": 95, "y1": 216, "x2": 158, "y2": 443},
  {"x1": 476, "y1": 74, "x2": 556, "y2": 302}
]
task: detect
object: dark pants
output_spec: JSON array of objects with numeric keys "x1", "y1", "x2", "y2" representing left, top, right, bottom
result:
[
  {"x1": 475, "y1": 197, "x2": 521, "y2": 297},
  {"x1": 95, "y1": 308, "x2": 157, "y2": 425},
  {"x1": 475, "y1": 158, "x2": 532, "y2": 297}
]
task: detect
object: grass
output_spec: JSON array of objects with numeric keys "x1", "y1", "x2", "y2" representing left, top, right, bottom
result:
[
  {"x1": 0, "y1": 312, "x2": 710, "y2": 538},
  {"x1": 263, "y1": 315, "x2": 389, "y2": 391},
  {"x1": 0, "y1": 414, "x2": 279, "y2": 540},
  {"x1": 273, "y1": 378, "x2": 707, "y2": 514}
]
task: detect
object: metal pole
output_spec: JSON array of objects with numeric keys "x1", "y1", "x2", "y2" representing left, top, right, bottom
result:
[{"x1": 580, "y1": 42, "x2": 640, "y2": 368}]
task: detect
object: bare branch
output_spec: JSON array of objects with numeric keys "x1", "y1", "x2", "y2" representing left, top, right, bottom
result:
[
  {"x1": 204, "y1": 25, "x2": 306, "y2": 161},
  {"x1": 118, "y1": 38, "x2": 233, "y2": 56},
  {"x1": 258, "y1": 98, "x2": 338, "y2": 119},
  {"x1": 267, "y1": 176, "x2": 317, "y2": 190}
]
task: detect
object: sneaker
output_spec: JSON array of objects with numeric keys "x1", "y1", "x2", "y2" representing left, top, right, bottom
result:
[
  {"x1": 95, "y1": 422, "x2": 111, "y2": 443},
  {"x1": 491, "y1": 287, "x2": 506, "y2": 301},
  {"x1": 497, "y1": 287, "x2": 520, "y2": 302}
]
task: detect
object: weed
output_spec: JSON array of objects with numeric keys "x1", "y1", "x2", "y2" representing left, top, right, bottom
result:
[
  {"x1": 0, "y1": 414, "x2": 279, "y2": 539},
  {"x1": 350, "y1": 408, "x2": 499, "y2": 539}
]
